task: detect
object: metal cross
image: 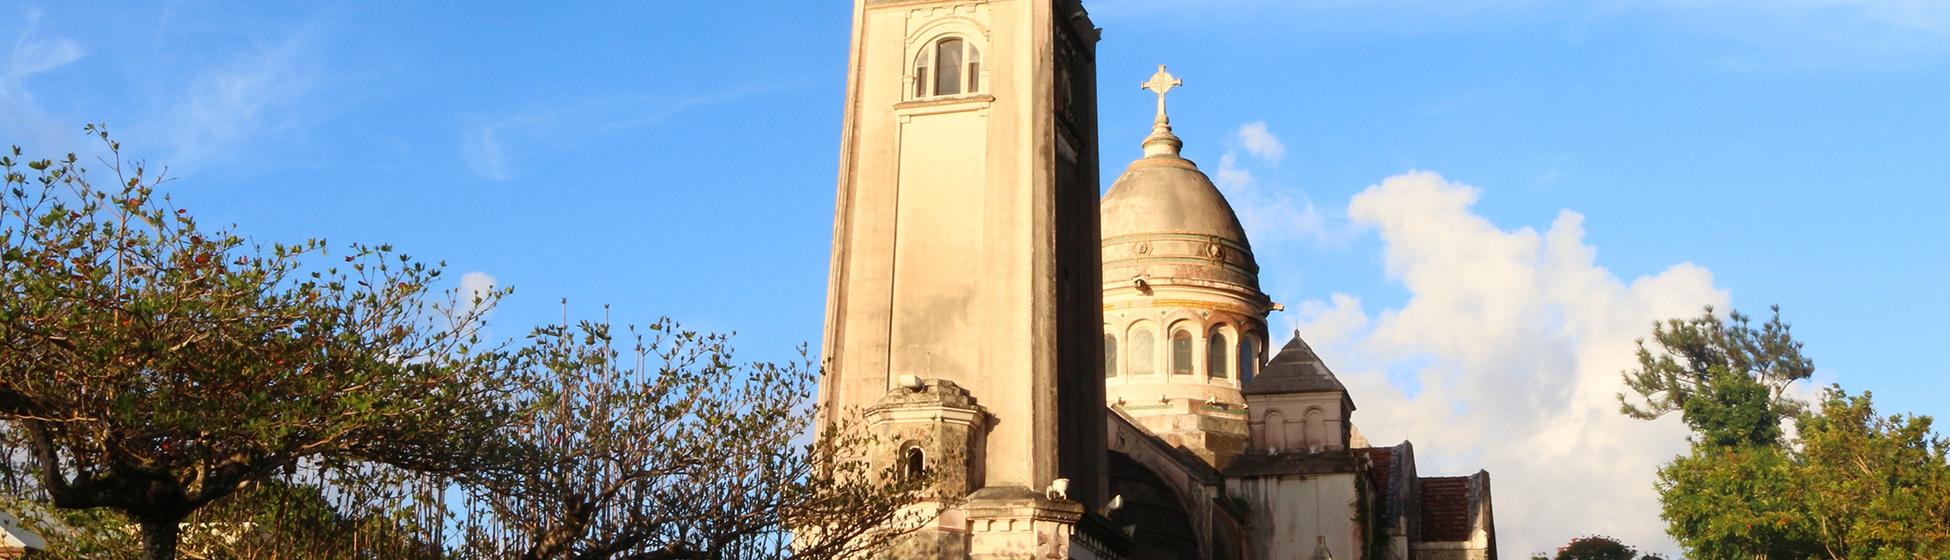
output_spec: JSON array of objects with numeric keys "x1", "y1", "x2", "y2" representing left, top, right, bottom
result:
[{"x1": 1140, "y1": 65, "x2": 1182, "y2": 121}]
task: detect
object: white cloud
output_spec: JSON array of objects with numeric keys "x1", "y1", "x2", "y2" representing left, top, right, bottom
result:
[
  {"x1": 455, "y1": 271, "x2": 498, "y2": 322},
  {"x1": 462, "y1": 123, "x2": 511, "y2": 180},
  {"x1": 460, "y1": 86, "x2": 771, "y2": 181},
  {"x1": 1286, "y1": 171, "x2": 1728, "y2": 555},
  {"x1": 1211, "y1": 123, "x2": 1344, "y2": 249},
  {"x1": 1236, "y1": 121, "x2": 1286, "y2": 162},
  {"x1": 0, "y1": 8, "x2": 84, "y2": 148},
  {"x1": 150, "y1": 33, "x2": 319, "y2": 168}
]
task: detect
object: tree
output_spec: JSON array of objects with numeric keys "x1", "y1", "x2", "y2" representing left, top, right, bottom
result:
[
  {"x1": 1535, "y1": 535, "x2": 1664, "y2": 560},
  {"x1": 1618, "y1": 305, "x2": 1813, "y2": 447},
  {"x1": 1621, "y1": 307, "x2": 1950, "y2": 560},
  {"x1": 1795, "y1": 388, "x2": 1950, "y2": 558},
  {"x1": 0, "y1": 130, "x2": 518, "y2": 560},
  {"x1": 445, "y1": 315, "x2": 930, "y2": 560}
]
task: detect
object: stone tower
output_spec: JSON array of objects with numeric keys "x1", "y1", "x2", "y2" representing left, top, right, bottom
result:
[
  {"x1": 1100, "y1": 68, "x2": 1275, "y2": 470},
  {"x1": 817, "y1": 0, "x2": 1109, "y2": 557}
]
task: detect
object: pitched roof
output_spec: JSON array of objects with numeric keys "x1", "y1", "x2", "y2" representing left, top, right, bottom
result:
[
  {"x1": 1240, "y1": 333, "x2": 1347, "y2": 396},
  {"x1": 1417, "y1": 476, "x2": 1473, "y2": 542}
]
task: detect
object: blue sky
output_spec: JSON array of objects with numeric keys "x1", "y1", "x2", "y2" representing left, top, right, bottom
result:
[{"x1": 4, "y1": 0, "x2": 1946, "y2": 554}]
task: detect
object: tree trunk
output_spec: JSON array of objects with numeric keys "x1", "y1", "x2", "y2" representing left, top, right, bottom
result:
[{"x1": 138, "y1": 513, "x2": 184, "y2": 560}]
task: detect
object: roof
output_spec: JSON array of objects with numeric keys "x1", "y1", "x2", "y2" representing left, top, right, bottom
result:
[
  {"x1": 1, "y1": 510, "x2": 47, "y2": 549},
  {"x1": 1240, "y1": 334, "x2": 1347, "y2": 396},
  {"x1": 1417, "y1": 476, "x2": 1473, "y2": 542}
]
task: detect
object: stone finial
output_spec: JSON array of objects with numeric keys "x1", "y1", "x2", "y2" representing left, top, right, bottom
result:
[{"x1": 1139, "y1": 65, "x2": 1185, "y2": 157}]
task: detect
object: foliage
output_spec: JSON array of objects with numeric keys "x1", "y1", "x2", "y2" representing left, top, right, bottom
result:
[
  {"x1": 1535, "y1": 535, "x2": 1664, "y2": 560},
  {"x1": 3, "y1": 473, "x2": 445, "y2": 560},
  {"x1": 445, "y1": 316, "x2": 930, "y2": 560},
  {"x1": 1795, "y1": 388, "x2": 1950, "y2": 558},
  {"x1": 1619, "y1": 305, "x2": 1813, "y2": 447},
  {"x1": 1656, "y1": 444, "x2": 1819, "y2": 558},
  {"x1": 1622, "y1": 306, "x2": 1950, "y2": 560},
  {"x1": 0, "y1": 129, "x2": 517, "y2": 560}
]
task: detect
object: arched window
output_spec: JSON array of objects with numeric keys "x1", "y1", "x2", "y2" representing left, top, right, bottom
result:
[
  {"x1": 903, "y1": 447, "x2": 926, "y2": 481},
  {"x1": 1130, "y1": 329, "x2": 1156, "y2": 376},
  {"x1": 1238, "y1": 336, "x2": 1256, "y2": 384},
  {"x1": 913, "y1": 36, "x2": 982, "y2": 98},
  {"x1": 1103, "y1": 333, "x2": 1118, "y2": 378},
  {"x1": 1207, "y1": 332, "x2": 1229, "y2": 379},
  {"x1": 1170, "y1": 329, "x2": 1194, "y2": 376}
]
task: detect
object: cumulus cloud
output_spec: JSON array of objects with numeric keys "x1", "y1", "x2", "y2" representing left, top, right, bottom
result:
[
  {"x1": 1237, "y1": 121, "x2": 1285, "y2": 162},
  {"x1": 1286, "y1": 171, "x2": 1728, "y2": 555},
  {"x1": 0, "y1": 9, "x2": 85, "y2": 148}
]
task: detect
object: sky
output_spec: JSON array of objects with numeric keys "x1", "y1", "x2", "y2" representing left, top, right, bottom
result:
[{"x1": 3, "y1": 0, "x2": 1946, "y2": 556}]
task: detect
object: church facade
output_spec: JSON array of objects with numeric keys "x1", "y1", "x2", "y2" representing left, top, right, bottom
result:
[{"x1": 816, "y1": 1, "x2": 1497, "y2": 559}]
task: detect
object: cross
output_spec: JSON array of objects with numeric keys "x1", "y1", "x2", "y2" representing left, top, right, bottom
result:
[{"x1": 1140, "y1": 65, "x2": 1182, "y2": 122}]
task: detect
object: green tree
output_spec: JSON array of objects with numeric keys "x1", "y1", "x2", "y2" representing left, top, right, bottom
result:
[
  {"x1": 1795, "y1": 388, "x2": 1950, "y2": 558},
  {"x1": 0, "y1": 130, "x2": 517, "y2": 560},
  {"x1": 1619, "y1": 306, "x2": 1812, "y2": 447},
  {"x1": 1539, "y1": 535, "x2": 1664, "y2": 560},
  {"x1": 1622, "y1": 307, "x2": 1950, "y2": 560}
]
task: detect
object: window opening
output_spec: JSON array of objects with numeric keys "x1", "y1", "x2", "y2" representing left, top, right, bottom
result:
[
  {"x1": 1131, "y1": 329, "x2": 1156, "y2": 376},
  {"x1": 965, "y1": 44, "x2": 981, "y2": 92},
  {"x1": 934, "y1": 38, "x2": 964, "y2": 95},
  {"x1": 1104, "y1": 334, "x2": 1118, "y2": 378},
  {"x1": 1238, "y1": 337, "x2": 1256, "y2": 384},
  {"x1": 1207, "y1": 333, "x2": 1229, "y2": 379},
  {"x1": 903, "y1": 447, "x2": 926, "y2": 481},
  {"x1": 1171, "y1": 330, "x2": 1193, "y2": 376},
  {"x1": 913, "y1": 48, "x2": 930, "y2": 98}
]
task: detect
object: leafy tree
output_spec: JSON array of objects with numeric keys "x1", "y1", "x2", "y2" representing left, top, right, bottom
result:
[
  {"x1": 446, "y1": 316, "x2": 929, "y2": 560},
  {"x1": 1795, "y1": 388, "x2": 1950, "y2": 558},
  {"x1": 0, "y1": 130, "x2": 518, "y2": 560},
  {"x1": 1619, "y1": 306, "x2": 1813, "y2": 447},
  {"x1": 1537, "y1": 535, "x2": 1664, "y2": 560},
  {"x1": 1655, "y1": 445, "x2": 1819, "y2": 558},
  {"x1": 1622, "y1": 307, "x2": 1950, "y2": 560}
]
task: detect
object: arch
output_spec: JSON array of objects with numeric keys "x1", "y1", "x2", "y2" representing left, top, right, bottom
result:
[
  {"x1": 1107, "y1": 451, "x2": 1201, "y2": 560},
  {"x1": 1104, "y1": 332, "x2": 1119, "y2": 378},
  {"x1": 1129, "y1": 326, "x2": 1157, "y2": 376},
  {"x1": 1169, "y1": 328, "x2": 1194, "y2": 376},
  {"x1": 909, "y1": 33, "x2": 984, "y2": 99},
  {"x1": 1206, "y1": 329, "x2": 1229, "y2": 379}
]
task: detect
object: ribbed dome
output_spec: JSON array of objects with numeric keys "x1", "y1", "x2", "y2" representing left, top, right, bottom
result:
[{"x1": 1101, "y1": 155, "x2": 1250, "y2": 246}]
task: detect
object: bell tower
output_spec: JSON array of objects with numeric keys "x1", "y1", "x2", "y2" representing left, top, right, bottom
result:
[{"x1": 818, "y1": 0, "x2": 1107, "y2": 555}]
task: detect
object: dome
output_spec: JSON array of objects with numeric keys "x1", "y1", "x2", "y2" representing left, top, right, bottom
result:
[
  {"x1": 1101, "y1": 155, "x2": 1250, "y2": 246},
  {"x1": 1099, "y1": 103, "x2": 1260, "y2": 291}
]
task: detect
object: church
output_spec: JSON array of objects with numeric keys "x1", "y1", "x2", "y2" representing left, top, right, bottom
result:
[{"x1": 814, "y1": 1, "x2": 1498, "y2": 559}]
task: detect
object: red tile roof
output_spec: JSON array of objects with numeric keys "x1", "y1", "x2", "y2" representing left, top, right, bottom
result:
[{"x1": 1418, "y1": 476, "x2": 1472, "y2": 542}]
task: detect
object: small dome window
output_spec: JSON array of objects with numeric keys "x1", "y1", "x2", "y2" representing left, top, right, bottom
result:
[
  {"x1": 1171, "y1": 329, "x2": 1194, "y2": 376},
  {"x1": 1131, "y1": 329, "x2": 1156, "y2": 376},
  {"x1": 913, "y1": 36, "x2": 982, "y2": 98},
  {"x1": 1207, "y1": 332, "x2": 1229, "y2": 379},
  {"x1": 1104, "y1": 333, "x2": 1119, "y2": 378},
  {"x1": 1238, "y1": 336, "x2": 1257, "y2": 384}
]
